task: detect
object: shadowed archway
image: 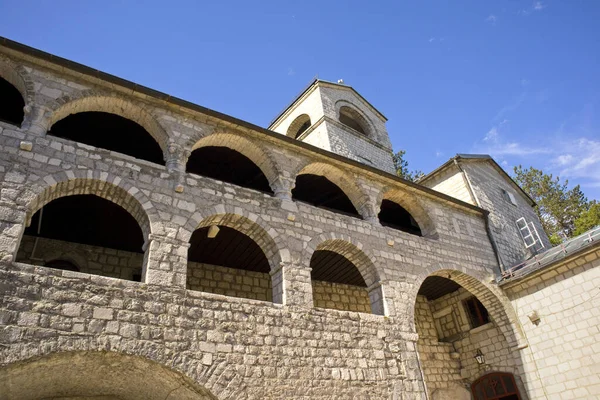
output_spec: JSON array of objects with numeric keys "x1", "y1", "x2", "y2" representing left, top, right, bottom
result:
[
  {"x1": 413, "y1": 270, "x2": 527, "y2": 399},
  {"x1": 187, "y1": 146, "x2": 273, "y2": 194},
  {"x1": 48, "y1": 111, "x2": 165, "y2": 165},
  {"x1": 0, "y1": 76, "x2": 25, "y2": 126},
  {"x1": 0, "y1": 351, "x2": 218, "y2": 400}
]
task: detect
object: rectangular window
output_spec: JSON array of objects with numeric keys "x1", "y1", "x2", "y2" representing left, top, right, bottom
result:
[
  {"x1": 516, "y1": 217, "x2": 545, "y2": 250},
  {"x1": 463, "y1": 296, "x2": 490, "y2": 328}
]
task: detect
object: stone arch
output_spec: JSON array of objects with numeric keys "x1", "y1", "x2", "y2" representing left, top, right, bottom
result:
[
  {"x1": 0, "y1": 351, "x2": 219, "y2": 400},
  {"x1": 0, "y1": 57, "x2": 35, "y2": 127},
  {"x1": 286, "y1": 113, "x2": 312, "y2": 139},
  {"x1": 44, "y1": 253, "x2": 88, "y2": 272},
  {"x1": 15, "y1": 170, "x2": 158, "y2": 254},
  {"x1": 335, "y1": 100, "x2": 376, "y2": 138},
  {"x1": 410, "y1": 264, "x2": 528, "y2": 350},
  {"x1": 45, "y1": 91, "x2": 170, "y2": 153},
  {"x1": 470, "y1": 369, "x2": 528, "y2": 400},
  {"x1": 305, "y1": 234, "x2": 387, "y2": 315},
  {"x1": 293, "y1": 161, "x2": 369, "y2": 216},
  {"x1": 304, "y1": 234, "x2": 384, "y2": 287},
  {"x1": 379, "y1": 187, "x2": 438, "y2": 238},
  {"x1": 187, "y1": 131, "x2": 281, "y2": 191},
  {"x1": 0, "y1": 56, "x2": 35, "y2": 106},
  {"x1": 183, "y1": 205, "x2": 289, "y2": 272},
  {"x1": 0, "y1": 346, "x2": 244, "y2": 400}
]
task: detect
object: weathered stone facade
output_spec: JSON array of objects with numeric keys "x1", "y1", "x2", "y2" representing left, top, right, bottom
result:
[{"x1": 0, "y1": 37, "x2": 598, "y2": 400}]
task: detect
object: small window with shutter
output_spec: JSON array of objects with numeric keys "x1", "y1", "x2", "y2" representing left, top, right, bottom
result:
[{"x1": 501, "y1": 188, "x2": 518, "y2": 206}]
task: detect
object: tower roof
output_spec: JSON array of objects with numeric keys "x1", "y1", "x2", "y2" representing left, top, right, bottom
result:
[{"x1": 268, "y1": 78, "x2": 387, "y2": 129}]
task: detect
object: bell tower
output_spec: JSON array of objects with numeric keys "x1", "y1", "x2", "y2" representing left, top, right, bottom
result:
[{"x1": 269, "y1": 79, "x2": 395, "y2": 174}]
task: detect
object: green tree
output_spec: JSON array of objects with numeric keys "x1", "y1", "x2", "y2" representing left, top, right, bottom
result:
[
  {"x1": 393, "y1": 150, "x2": 424, "y2": 182},
  {"x1": 513, "y1": 165, "x2": 590, "y2": 244},
  {"x1": 573, "y1": 201, "x2": 600, "y2": 236}
]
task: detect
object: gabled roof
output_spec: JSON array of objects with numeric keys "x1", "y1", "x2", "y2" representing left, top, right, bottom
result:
[
  {"x1": 268, "y1": 78, "x2": 387, "y2": 129},
  {"x1": 419, "y1": 154, "x2": 536, "y2": 206}
]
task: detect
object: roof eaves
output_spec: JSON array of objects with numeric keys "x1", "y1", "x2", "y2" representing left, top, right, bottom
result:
[
  {"x1": 419, "y1": 154, "x2": 536, "y2": 207},
  {"x1": 0, "y1": 36, "x2": 486, "y2": 217}
]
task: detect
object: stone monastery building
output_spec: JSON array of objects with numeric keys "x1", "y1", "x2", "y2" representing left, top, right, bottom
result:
[{"x1": 0, "y1": 37, "x2": 598, "y2": 400}]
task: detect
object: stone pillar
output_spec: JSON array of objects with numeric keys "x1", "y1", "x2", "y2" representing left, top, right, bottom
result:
[
  {"x1": 21, "y1": 104, "x2": 50, "y2": 136},
  {"x1": 271, "y1": 176, "x2": 296, "y2": 201},
  {"x1": 164, "y1": 142, "x2": 190, "y2": 193},
  {"x1": 0, "y1": 203, "x2": 26, "y2": 262},
  {"x1": 358, "y1": 201, "x2": 381, "y2": 225},
  {"x1": 386, "y1": 333, "x2": 429, "y2": 400},
  {"x1": 367, "y1": 281, "x2": 388, "y2": 316},
  {"x1": 271, "y1": 262, "x2": 313, "y2": 307},
  {"x1": 142, "y1": 234, "x2": 189, "y2": 288}
]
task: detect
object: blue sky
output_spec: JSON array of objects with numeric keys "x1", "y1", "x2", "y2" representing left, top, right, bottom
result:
[{"x1": 2, "y1": 1, "x2": 599, "y2": 199}]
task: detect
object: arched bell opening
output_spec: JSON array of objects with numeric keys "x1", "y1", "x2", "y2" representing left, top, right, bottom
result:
[
  {"x1": 286, "y1": 113, "x2": 312, "y2": 139},
  {"x1": 48, "y1": 111, "x2": 165, "y2": 165},
  {"x1": 16, "y1": 194, "x2": 145, "y2": 281},
  {"x1": 338, "y1": 105, "x2": 368, "y2": 136},
  {"x1": 187, "y1": 225, "x2": 273, "y2": 302},
  {"x1": 186, "y1": 146, "x2": 273, "y2": 194},
  {"x1": 378, "y1": 199, "x2": 422, "y2": 236},
  {"x1": 0, "y1": 76, "x2": 25, "y2": 126},
  {"x1": 292, "y1": 174, "x2": 361, "y2": 218}
]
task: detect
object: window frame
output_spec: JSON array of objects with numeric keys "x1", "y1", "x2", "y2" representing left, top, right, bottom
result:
[{"x1": 463, "y1": 296, "x2": 490, "y2": 329}]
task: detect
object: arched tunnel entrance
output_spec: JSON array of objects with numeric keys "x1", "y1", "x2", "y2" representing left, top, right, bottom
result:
[
  {"x1": 0, "y1": 351, "x2": 218, "y2": 400},
  {"x1": 414, "y1": 273, "x2": 526, "y2": 400}
]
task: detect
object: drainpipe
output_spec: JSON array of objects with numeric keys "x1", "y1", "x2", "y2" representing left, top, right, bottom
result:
[{"x1": 453, "y1": 158, "x2": 505, "y2": 273}]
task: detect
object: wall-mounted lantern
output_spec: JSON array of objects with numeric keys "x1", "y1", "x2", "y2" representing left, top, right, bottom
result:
[
  {"x1": 528, "y1": 311, "x2": 541, "y2": 326},
  {"x1": 474, "y1": 349, "x2": 485, "y2": 365}
]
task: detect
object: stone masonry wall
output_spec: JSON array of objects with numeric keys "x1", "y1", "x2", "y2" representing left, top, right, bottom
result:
[
  {"x1": 326, "y1": 121, "x2": 396, "y2": 174},
  {"x1": 187, "y1": 263, "x2": 273, "y2": 302},
  {"x1": 0, "y1": 262, "x2": 422, "y2": 399},
  {"x1": 0, "y1": 45, "x2": 529, "y2": 399},
  {"x1": 415, "y1": 295, "x2": 462, "y2": 397},
  {"x1": 312, "y1": 281, "x2": 371, "y2": 313},
  {"x1": 461, "y1": 161, "x2": 551, "y2": 268},
  {"x1": 18, "y1": 236, "x2": 370, "y2": 310},
  {"x1": 17, "y1": 235, "x2": 144, "y2": 280},
  {"x1": 503, "y1": 248, "x2": 600, "y2": 400}
]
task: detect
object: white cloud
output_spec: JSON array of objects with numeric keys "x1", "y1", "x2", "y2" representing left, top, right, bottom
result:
[
  {"x1": 287, "y1": 67, "x2": 295, "y2": 76},
  {"x1": 519, "y1": 1, "x2": 546, "y2": 16},
  {"x1": 554, "y1": 154, "x2": 573, "y2": 166},
  {"x1": 533, "y1": 1, "x2": 546, "y2": 11},
  {"x1": 486, "y1": 142, "x2": 552, "y2": 156},
  {"x1": 429, "y1": 37, "x2": 435, "y2": 43},
  {"x1": 435, "y1": 151, "x2": 443, "y2": 157},
  {"x1": 484, "y1": 127, "x2": 499, "y2": 143},
  {"x1": 556, "y1": 139, "x2": 600, "y2": 183},
  {"x1": 478, "y1": 133, "x2": 600, "y2": 192},
  {"x1": 486, "y1": 15, "x2": 497, "y2": 24}
]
